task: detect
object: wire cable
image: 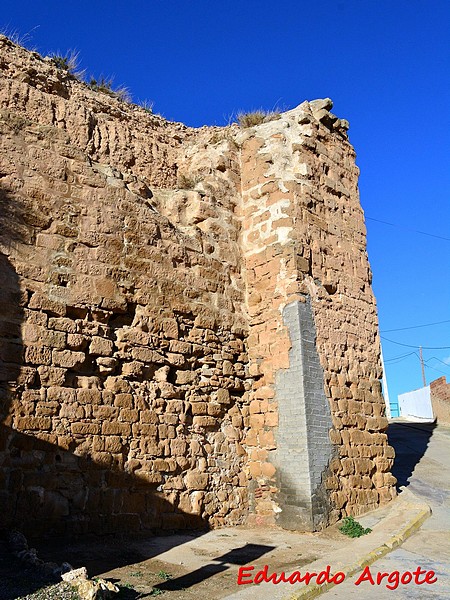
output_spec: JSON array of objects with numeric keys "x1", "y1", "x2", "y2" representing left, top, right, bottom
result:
[
  {"x1": 366, "y1": 216, "x2": 450, "y2": 242},
  {"x1": 384, "y1": 350, "x2": 415, "y2": 361},
  {"x1": 381, "y1": 319, "x2": 450, "y2": 333},
  {"x1": 427, "y1": 356, "x2": 450, "y2": 368},
  {"x1": 384, "y1": 351, "x2": 416, "y2": 363},
  {"x1": 381, "y1": 336, "x2": 450, "y2": 350},
  {"x1": 424, "y1": 363, "x2": 450, "y2": 377}
]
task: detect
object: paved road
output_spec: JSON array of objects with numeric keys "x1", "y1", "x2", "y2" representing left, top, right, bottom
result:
[{"x1": 327, "y1": 421, "x2": 450, "y2": 599}]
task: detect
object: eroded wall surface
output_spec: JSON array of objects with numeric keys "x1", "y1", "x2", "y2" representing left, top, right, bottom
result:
[
  {"x1": 237, "y1": 100, "x2": 396, "y2": 529},
  {"x1": 0, "y1": 36, "x2": 396, "y2": 536}
]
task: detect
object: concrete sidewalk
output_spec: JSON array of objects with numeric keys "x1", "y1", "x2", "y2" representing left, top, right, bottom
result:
[{"x1": 223, "y1": 487, "x2": 430, "y2": 599}]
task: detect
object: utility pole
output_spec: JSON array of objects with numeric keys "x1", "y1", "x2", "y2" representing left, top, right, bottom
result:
[{"x1": 419, "y1": 346, "x2": 427, "y2": 387}]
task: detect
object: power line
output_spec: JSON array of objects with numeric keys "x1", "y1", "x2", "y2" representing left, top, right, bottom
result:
[
  {"x1": 428, "y1": 356, "x2": 450, "y2": 368},
  {"x1": 366, "y1": 216, "x2": 450, "y2": 242},
  {"x1": 384, "y1": 351, "x2": 416, "y2": 363},
  {"x1": 384, "y1": 350, "x2": 450, "y2": 368},
  {"x1": 383, "y1": 348, "x2": 450, "y2": 384},
  {"x1": 424, "y1": 363, "x2": 450, "y2": 377},
  {"x1": 381, "y1": 319, "x2": 450, "y2": 333},
  {"x1": 381, "y1": 336, "x2": 450, "y2": 350},
  {"x1": 384, "y1": 351, "x2": 450, "y2": 377},
  {"x1": 385, "y1": 350, "x2": 415, "y2": 361},
  {"x1": 385, "y1": 356, "x2": 415, "y2": 365}
]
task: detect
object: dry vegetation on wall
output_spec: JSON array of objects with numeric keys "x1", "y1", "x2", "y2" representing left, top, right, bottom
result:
[
  {"x1": 236, "y1": 109, "x2": 281, "y2": 128},
  {"x1": 49, "y1": 50, "x2": 83, "y2": 78}
]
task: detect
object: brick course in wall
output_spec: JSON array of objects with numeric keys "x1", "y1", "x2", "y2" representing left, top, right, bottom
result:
[{"x1": 0, "y1": 36, "x2": 396, "y2": 537}]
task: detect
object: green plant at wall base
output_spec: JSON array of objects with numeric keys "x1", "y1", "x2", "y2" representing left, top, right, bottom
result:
[
  {"x1": 157, "y1": 570, "x2": 172, "y2": 580},
  {"x1": 339, "y1": 516, "x2": 372, "y2": 538}
]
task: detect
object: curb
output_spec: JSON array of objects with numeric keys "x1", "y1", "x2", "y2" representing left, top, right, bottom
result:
[{"x1": 285, "y1": 498, "x2": 431, "y2": 600}]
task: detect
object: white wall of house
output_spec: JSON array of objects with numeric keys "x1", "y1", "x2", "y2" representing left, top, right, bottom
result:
[{"x1": 398, "y1": 385, "x2": 434, "y2": 420}]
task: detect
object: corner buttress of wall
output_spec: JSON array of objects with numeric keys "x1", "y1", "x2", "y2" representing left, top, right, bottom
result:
[{"x1": 237, "y1": 98, "x2": 397, "y2": 529}]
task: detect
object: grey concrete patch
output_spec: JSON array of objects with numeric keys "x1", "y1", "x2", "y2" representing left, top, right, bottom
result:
[{"x1": 274, "y1": 298, "x2": 334, "y2": 530}]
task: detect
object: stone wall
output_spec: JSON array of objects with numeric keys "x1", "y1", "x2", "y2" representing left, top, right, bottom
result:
[
  {"x1": 430, "y1": 377, "x2": 450, "y2": 425},
  {"x1": 0, "y1": 36, "x2": 396, "y2": 537},
  {"x1": 236, "y1": 100, "x2": 396, "y2": 529}
]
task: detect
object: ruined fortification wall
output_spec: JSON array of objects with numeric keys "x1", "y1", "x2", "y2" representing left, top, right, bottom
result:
[
  {"x1": 0, "y1": 36, "x2": 396, "y2": 537},
  {"x1": 238, "y1": 102, "x2": 396, "y2": 529}
]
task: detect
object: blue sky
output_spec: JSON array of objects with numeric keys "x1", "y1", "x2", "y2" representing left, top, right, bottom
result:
[{"x1": 2, "y1": 0, "x2": 449, "y2": 412}]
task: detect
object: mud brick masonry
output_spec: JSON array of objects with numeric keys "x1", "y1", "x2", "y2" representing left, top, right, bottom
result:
[
  {"x1": 430, "y1": 376, "x2": 450, "y2": 425},
  {"x1": 0, "y1": 36, "x2": 396, "y2": 537}
]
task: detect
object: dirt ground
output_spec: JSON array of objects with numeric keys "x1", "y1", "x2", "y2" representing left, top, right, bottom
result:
[{"x1": 0, "y1": 525, "x2": 349, "y2": 599}]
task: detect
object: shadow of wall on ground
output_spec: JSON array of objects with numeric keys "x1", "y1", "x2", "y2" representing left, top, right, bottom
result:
[
  {"x1": 0, "y1": 538, "x2": 277, "y2": 600},
  {"x1": 0, "y1": 186, "x2": 223, "y2": 597},
  {"x1": 156, "y1": 543, "x2": 276, "y2": 593},
  {"x1": 387, "y1": 421, "x2": 436, "y2": 490}
]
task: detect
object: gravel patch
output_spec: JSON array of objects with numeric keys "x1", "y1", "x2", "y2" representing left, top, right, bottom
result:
[{"x1": 15, "y1": 582, "x2": 81, "y2": 600}]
